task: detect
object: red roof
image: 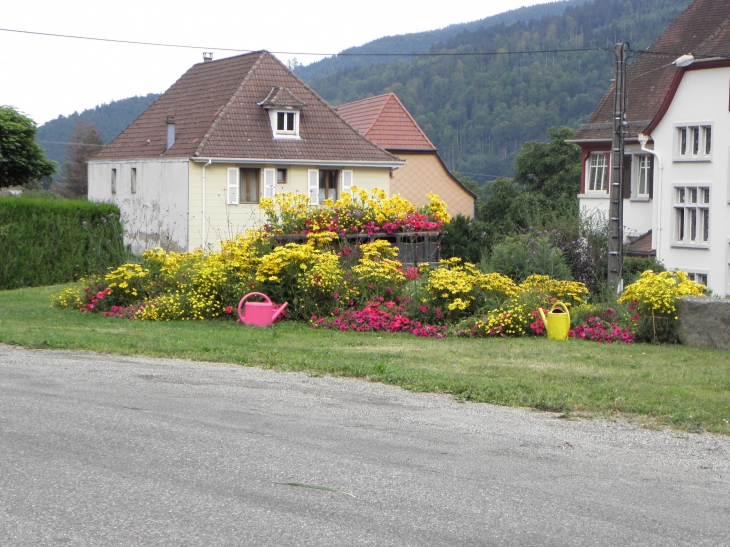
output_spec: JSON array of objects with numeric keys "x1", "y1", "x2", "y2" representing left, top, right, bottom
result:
[
  {"x1": 93, "y1": 51, "x2": 399, "y2": 164},
  {"x1": 336, "y1": 93, "x2": 436, "y2": 151},
  {"x1": 574, "y1": 0, "x2": 730, "y2": 143}
]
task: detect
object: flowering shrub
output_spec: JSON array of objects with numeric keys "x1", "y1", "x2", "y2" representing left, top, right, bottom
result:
[
  {"x1": 421, "y1": 258, "x2": 517, "y2": 321},
  {"x1": 570, "y1": 317, "x2": 634, "y2": 344},
  {"x1": 618, "y1": 270, "x2": 706, "y2": 343},
  {"x1": 311, "y1": 298, "x2": 447, "y2": 338},
  {"x1": 518, "y1": 275, "x2": 589, "y2": 307},
  {"x1": 350, "y1": 240, "x2": 406, "y2": 302},
  {"x1": 259, "y1": 188, "x2": 447, "y2": 236},
  {"x1": 618, "y1": 270, "x2": 705, "y2": 316},
  {"x1": 104, "y1": 263, "x2": 149, "y2": 306},
  {"x1": 529, "y1": 309, "x2": 547, "y2": 335},
  {"x1": 471, "y1": 302, "x2": 530, "y2": 337},
  {"x1": 255, "y1": 242, "x2": 343, "y2": 320}
]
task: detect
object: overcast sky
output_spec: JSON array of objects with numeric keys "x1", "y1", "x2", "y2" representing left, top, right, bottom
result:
[{"x1": 2, "y1": 0, "x2": 562, "y2": 126}]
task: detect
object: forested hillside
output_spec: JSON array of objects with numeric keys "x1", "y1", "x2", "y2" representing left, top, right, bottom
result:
[
  {"x1": 294, "y1": 0, "x2": 592, "y2": 81},
  {"x1": 34, "y1": 0, "x2": 693, "y2": 184},
  {"x1": 37, "y1": 93, "x2": 160, "y2": 167},
  {"x1": 309, "y1": 0, "x2": 692, "y2": 182}
]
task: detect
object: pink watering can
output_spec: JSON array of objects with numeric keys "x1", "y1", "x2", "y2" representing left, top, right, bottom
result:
[{"x1": 237, "y1": 292, "x2": 288, "y2": 327}]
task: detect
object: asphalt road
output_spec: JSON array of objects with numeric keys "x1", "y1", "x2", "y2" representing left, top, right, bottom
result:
[{"x1": 1, "y1": 344, "x2": 729, "y2": 546}]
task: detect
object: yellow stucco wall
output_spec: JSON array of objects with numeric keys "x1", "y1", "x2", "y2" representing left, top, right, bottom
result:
[
  {"x1": 188, "y1": 162, "x2": 390, "y2": 250},
  {"x1": 390, "y1": 153, "x2": 475, "y2": 218}
]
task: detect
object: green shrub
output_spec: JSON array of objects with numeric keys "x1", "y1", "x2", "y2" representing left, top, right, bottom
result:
[
  {"x1": 623, "y1": 256, "x2": 666, "y2": 286},
  {"x1": 440, "y1": 214, "x2": 488, "y2": 264},
  {"x1": 0, "y1": 196, "x2": 125, "y2": 290},
  {"x1": 488, "y1": 233, "x2": 572, "y2": 282}
]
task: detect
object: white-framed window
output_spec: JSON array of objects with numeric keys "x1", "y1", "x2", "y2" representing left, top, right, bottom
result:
[
  {"x1": 239, "y1": 168, "x2": 260, "y2": 203},
  {"x1": 307, "y1": 169, "x2": 343, "y2": 206},
  {"x1": 586, "y1": 152, "x2": 609, "y2": 192},
  {"x1": 634, "y1": 154, "x2": 651, "y2": 199},
  {"x1": 319, "y1": 170, "x2": 339, "y2": 204},
  {"x1": 674, "y1": 184, "x2": 710, "y2": 247},
  {"x1": 268, "y1": 109, "x2": 300, "y2": 139},
  {"x1": 686, "y1": 271, "x2": 708, "y2": 286},
  {"x1": 276, "y1": 168, "x2": 287, "y2": 184},
  {"x1": 111, "y1": 168, "x2": 117, "y2": 195},
  {"x1": 675, "y1": 123, "x2": 712, "y2": 161},
  {"x1": 131, "y1": 167, "x2": 137, "y2": 194}
]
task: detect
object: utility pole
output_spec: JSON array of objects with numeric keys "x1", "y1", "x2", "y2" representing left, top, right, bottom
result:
[{"x1": 608, "y1": 42, "x2": 629, "y2": 290}]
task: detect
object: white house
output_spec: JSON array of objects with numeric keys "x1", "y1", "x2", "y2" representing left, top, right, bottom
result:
[
  {"x1": 88, "y1": 51, "x2": 404, "y2": 253},
  {"x1": 570, "y1": 0, "x2": 730, "y2": 295}
]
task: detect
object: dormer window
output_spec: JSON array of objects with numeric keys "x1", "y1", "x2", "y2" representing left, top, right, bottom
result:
[
  {"x1": 277, "y1": 112, "x2": 295, "y2": 133},
  {"x1": 258, "y1": 87, "x2": 306, "y2": 141},
  {"x1": 268, "y1": 109, "x2": 300, "y2": 139}
]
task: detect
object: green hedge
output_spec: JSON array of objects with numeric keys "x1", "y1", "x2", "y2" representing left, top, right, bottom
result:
[{"x1": 0, "y1": 197, "x2": 125, "y2": 290}]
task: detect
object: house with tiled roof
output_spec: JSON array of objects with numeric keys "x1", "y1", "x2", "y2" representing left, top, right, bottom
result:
[
  {"x1": 336, "y1": 93, "x2": 477, "y2": 218},
  {"x1": 570, "y1": 0, "x2": 730, "y2": 294},
  {"x1": 88, "y1": 51, "x2": 403, "y2": 252}
]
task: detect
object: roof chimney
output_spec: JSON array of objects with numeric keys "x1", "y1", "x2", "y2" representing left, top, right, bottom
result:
[
  {"x1": 203, "y1": 52, "x2": 213, "y2": 63},
  {"x1": 166, "y1": 116, "x2": 175, "y2": 150}
]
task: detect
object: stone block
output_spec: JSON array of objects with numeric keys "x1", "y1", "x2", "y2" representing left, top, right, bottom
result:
[{"x1": 676, "y1": 296, "x2": 730, "y2": 350}]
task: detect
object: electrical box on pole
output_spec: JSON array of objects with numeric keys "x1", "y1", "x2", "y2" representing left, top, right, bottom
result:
[{"x1": 608, "y1": 42, "x2": 628, "y2": 290}]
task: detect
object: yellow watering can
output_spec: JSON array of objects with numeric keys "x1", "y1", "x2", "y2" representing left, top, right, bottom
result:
[{"x1": 538, "y1": 302, "x2": 570, "y2": 340}]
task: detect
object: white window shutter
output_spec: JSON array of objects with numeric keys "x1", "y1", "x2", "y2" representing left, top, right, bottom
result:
[
  {"x1": 342, "y1": 170, "x2": 353, "y2": 194},
  {"x1": 264, "y1": 168, "x2": 276, "y2": 198},
  {"x1": 227, "y1": 168, "x2": 239, "y2": 204},
  {"x1": 308, "y1": 169, "x2": 319, "y2": 205}
]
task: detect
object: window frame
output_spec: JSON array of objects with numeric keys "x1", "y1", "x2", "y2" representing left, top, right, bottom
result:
[
  {"x1": 131, "y1": 167, "x2": 137, "y2": 194},
  {"x1": 111, "y1": 168, "x2": 117, "y2": 195},
  {"x1": 239, "y1": 168, "x2": 260, "y2": 204},
  {"x1": 632, "y1": 154, "x2": 652, "y2": 201},
  {"x1": 586, "y1": 152, "x2": 609, "y2": 193},
  {"x1": 674, "y1": 123, "x2": 713, "y2": 161},
  {"x1": 672, "y1": 183, "x2": 711, "y2": 248},
  {"x1": 276, "y1": 168, "x2": 287, "y2": 184},
  {"x1": 685, "y1": 271, "x2": 708, "y2": 286},
  {"x1": 318, "y1": 169, "x2": 339, "y2": 204},
  {"x1": 269, "y1": 109, "x2": 300, "y2": 139}
]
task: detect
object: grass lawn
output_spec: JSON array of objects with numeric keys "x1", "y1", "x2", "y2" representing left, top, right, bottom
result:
[{"x1": 1, "y1": 285, "x2": 729, "y2": 435}]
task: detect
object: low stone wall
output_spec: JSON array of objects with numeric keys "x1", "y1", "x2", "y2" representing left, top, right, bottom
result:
[{"x1": 676, "y1": 296, "x2": 730, "y2": 350}]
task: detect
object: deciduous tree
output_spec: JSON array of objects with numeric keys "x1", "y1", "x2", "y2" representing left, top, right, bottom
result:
[{"x1": 0, "y1": 106, "x2": 56, "y2": 187}]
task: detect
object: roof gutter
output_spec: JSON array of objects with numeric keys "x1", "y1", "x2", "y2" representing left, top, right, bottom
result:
[
  {"x1": 638, "y1": 133, "x2": 663, "y2": 258},
  {"x1": 191, "y1": 157, "x2": 405, "y2": 169},
  {"x1": 201, "y1": 158, "x2": 212, "y2": 250}
]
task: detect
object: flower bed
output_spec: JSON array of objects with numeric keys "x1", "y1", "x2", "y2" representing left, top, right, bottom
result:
[{"x1": 49, "y1": 191, "x2": 706, "y2": 345}]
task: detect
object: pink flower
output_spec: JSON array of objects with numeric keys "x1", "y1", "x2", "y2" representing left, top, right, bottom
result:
[
  {"x1": 97, "y1": 291, "x2": 104, "y2": 299},
  {"x1": 225, "y1": 306, "x2": 233, "y2": 314}
]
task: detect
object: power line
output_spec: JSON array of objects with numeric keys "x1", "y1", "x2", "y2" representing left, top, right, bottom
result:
[
  {"x1": 0, "y1": 27, "x2": 600, "y2": 57},
  {"x1": 629, "y1": 48, "x2": 730, "y2": 60}
]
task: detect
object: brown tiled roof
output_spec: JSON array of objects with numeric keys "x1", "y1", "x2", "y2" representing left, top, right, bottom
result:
[
  {"x1": 626, "y1": 230, "x2": 655, "y2": 257},
  {"x1": 573, "y1": 0, "x2": 730, "y2": 143},
  {"x1": 94, "y1": 51, "x2": 400, "y2": 164},
  {"x1": 336, "y1": 93, "x2": 436, "y2": 151}
]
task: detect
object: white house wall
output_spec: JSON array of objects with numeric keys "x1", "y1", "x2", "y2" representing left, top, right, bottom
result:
[
  {"x1": 578, "y1": 144, "x2": 653, "y2": 238},
  {"x1": 188, "y1": 162, "x2": 391, "y2": 251},
  {"x1": 88, "y1": 159, "x2": 190, "y2": 254},
  {"x1": 650, "y1": 66, "x2": 730, "y2": 295}
]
